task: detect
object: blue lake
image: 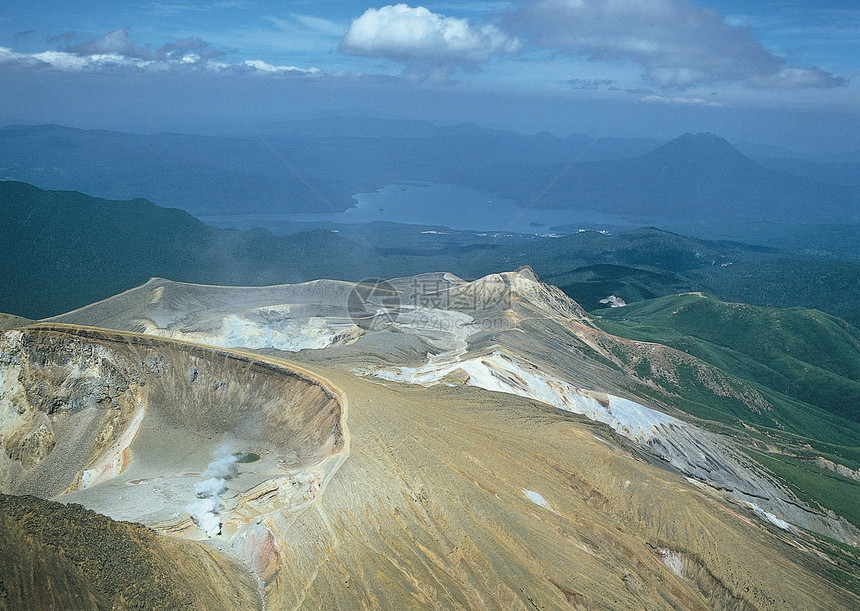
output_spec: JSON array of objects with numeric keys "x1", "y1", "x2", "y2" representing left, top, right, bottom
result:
[{"x1": 201, "y1": 182, "x2": 639, "y2": 235}]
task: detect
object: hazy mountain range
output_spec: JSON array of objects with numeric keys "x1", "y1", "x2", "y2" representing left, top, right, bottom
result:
[
  {"x1": 1, "y1": 123, "x2": 857, "y2": 224},
  {"x1": 521, "y1": 133, "x2": 858, "y2": 222}
]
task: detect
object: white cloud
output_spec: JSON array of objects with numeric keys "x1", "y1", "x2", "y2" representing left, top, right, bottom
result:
[
  {"x1": 1, "y1": 47, "x2": 152, "y2": 72},
  {"x1": 159, "y1": 36, "x2": 225, "y2": 61},
  {"x1": 36, "y1": 50, "x2": 141, "y2": 71},
  {"x1": 240, "y1": 59, "x2": 321, "y2": 75},
  {"x1": 751, "y1": 66, "x2": 847, "y2": 89},
  {"x1": 0, "y1": 46, "x2": 44, "y2": 69},
  {"x1": 0, "y1": 28, "x2": 322, "y2": 77},
  {"x1": 339, "y1": 4, "x2": 522, "y2": 70},
  {"x1": 511, "y1": 0, "x2": 846, "y2": 89},
  {"x1": 640, "y1": 94, "x2": 724, "y2": 107}
]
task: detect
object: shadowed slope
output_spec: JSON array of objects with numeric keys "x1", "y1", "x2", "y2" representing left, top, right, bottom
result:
[{"x1": 0, "y1": 493, "x2": 261, "y2": 611}]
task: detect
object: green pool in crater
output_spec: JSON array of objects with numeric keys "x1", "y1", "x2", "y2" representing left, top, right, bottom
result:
[{"x1": 233, "y1": 452, "x2": 261, "y2": 464}]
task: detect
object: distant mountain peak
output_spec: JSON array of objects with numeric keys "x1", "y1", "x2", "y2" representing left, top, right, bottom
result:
[
  {"x1": 643, "y1": 131, "x2": 754, "y2": 167},
  {"x1": 656, "y1": 131, "x2": 739, "y2": 152},
  {"x1": 678, "y1": 131, "x2": 723, "y2": 141}
]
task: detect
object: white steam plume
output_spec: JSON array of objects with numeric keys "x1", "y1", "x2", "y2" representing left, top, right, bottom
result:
[{"x1": 187, "y1": 443, "x2": 238, "y2": 537}]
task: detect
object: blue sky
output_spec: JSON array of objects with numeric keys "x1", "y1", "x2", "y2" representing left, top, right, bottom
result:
[{"x1": 1, "y1": 1, "x2": 857, "y2": 153}]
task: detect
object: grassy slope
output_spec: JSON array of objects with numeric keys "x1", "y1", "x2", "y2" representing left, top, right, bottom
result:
[
  {"x1": 691, "y1": 258, "x2": 860, "y2": 330},
  {"x1": 595, "y1": 293, "x2": 860, "y2": 423},
  {"x1": 593, "y1": 293, "x2": 860, "y2": 529},
  {"x1": 744, "y1": 450, "x2": 860, "y2": 529}
]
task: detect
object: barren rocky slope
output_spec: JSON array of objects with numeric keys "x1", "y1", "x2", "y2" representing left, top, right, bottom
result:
[{"x1": 1, "y1": 270, "x2": 858, "y2": 608}]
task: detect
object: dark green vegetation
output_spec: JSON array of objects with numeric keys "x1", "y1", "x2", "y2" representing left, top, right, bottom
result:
[
  {"x1": 3, "y1": 180, "x2": 860, "y2": 326},
  {"x1": 0, "y1": 181, "x2": 386, "y2": 319},
  {"x1": 691, "y1": 258, "x2": 860, "y2": 328},
  {"x1": 800, "y1": 531, "x2": 860, "y2": 597},
  {"x1": 546, "y1": 264, "x2": 701, "y2": 308},
  {"x1": 595, "y1": 294, "x2": 860, "y2": 423},
  {"x1": 1, "y1": 124, "x2": 856, "y2": 223},
  {"x1": 0, "y1": 494, "x2": 259, "y2": 610}
]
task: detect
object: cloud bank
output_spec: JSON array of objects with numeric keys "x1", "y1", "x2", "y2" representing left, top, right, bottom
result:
[
  {"x1": 339, "y1": 4, "x2": 522, "y2": 73},
  {"x1": 1, "y1": 4, "x2": 847, "y2": 93},
  {"x1": 0, "y1": 27, "x2": 320, "y2": 76},
  {"x1": 511, "y1": 0, "x2": 846, "y2": 89}
]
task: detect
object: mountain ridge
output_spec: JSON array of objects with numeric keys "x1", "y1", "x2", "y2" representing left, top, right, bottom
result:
[
  {"x1": 525, "y1": 132, "x2": 859, "y2": 222},
  {"x1": 2, "y1": 123, "x2": 856, "y2": 223}
]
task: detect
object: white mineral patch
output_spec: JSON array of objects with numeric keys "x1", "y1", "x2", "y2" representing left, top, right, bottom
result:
[
  {"x1": 658, "y1": 549, "x2": 685, "y2": 577},
  {"x1": 599, "y1": 295, "x2": 627, "y2": 308},
  {"x1": 744, "y1": 502, "x2": 793, "y2": 531},
  {"x1": 374, "y1": 350, "x2": 676, "y2": 442},
  {"x1": 392, "y1": 306, "x2": 478, "y2": 353},
  {"x1": 523, "y1": 489, "x2": 552, "y2": 510},
  {"x1": 0, "y1": 354, "x2": 29, "y2": 437},
  {"x1": 141, "y1": 310, "x2": 358, "y2": 352}
]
